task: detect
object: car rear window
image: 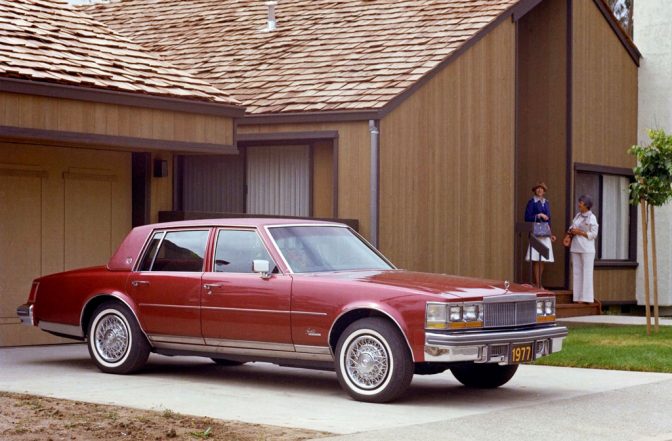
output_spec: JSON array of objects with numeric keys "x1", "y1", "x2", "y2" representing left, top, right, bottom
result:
[{"x1": 138, "y1": 230, "x2": 209, "y2": 272}]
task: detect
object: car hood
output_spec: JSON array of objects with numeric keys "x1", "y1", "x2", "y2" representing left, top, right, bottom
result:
[{"x1": 301, "y1": 269, "x2": 543, "y2": 300}]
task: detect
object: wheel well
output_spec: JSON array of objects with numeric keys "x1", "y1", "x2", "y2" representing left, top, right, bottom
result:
[
  {"x1": 81, "y1": 295, "x2": 122, "y2": 335},
  {"x1": 329, "y1": 309, "x2": 411, "y2": 359}
]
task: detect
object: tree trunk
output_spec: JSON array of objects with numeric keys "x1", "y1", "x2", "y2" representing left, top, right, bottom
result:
[
  {"x1": 641, "y1": 200, "x2": 651, "y2": 335},
  {"x1": 650, "y1": 204, "x2": 660, "y2": 333}
]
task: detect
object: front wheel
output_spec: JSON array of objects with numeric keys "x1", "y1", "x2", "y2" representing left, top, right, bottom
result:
[
  {"x1": 451, "y1": 363, "x2": 519, "y2": 388},
  {"x1": 335, "y1": 318, "x2": 413, "y2": 403},
  {"x1": 87, "y1": 302, "x2": 150, "y2": 374}
]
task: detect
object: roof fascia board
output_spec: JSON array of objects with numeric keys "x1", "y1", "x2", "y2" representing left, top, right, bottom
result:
[
  {"x1": 0, "y1": 125, "x2": 239, "y2": 154},
  {"x1": 0, "y1": 77, "x2": 246, "y2": 118},
  {"x1": 238, "y1": 130, "x2": 339, "y2": 143},
  {"x1": 239, "y1": 110, "x2": 379, "y2": 125},
  {"x1": 511, "y1": 0, "x2": 545, "y2": 21},
  {"x1": 592, "y1": 0, "x2": 641, "y2": 66}
]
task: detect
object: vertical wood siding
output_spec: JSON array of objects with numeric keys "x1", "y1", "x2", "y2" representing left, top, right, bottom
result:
[
  {"x1": 572, "y1": 0, "x2": 639, "y2": 302},
  {"x1": 238, "y1": 122, "x2": 370, "y2": 238},
  {"x1": 0, "y1": 92, "x2": 234, "y2": 145},
  {"x1": 378, "y1": 20, "x2": 516, "y2": 279},
  {"x1": 516, "y1": 0, "x2": 568, "y2": 287}
]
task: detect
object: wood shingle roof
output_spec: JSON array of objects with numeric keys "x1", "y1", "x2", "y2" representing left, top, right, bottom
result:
[
  {"x1": 85, "y1": 0, "x2": 518, "y2": 114},
  {"x1": 0, "y1": 0, "x2": 241, "y2": 105}
]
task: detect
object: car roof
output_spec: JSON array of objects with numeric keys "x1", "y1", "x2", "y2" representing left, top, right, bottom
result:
[{"x1": 107, "y1": 218, "x2": 347, "y2": 271}]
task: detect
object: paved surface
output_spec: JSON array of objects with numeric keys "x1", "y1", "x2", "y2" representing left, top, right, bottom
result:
[
  {"x1": 1, "y1": 343, "x2": 672, "y2": 440},
  {"x1": 560, "y1": 315, "x2": 672, "y2": 326}
]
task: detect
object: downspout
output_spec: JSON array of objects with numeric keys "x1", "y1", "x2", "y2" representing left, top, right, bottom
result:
[{"x1": 369, "y1": 120, "x2": 380, "y2": 247}]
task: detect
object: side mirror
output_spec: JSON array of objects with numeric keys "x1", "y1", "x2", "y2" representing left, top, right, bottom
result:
[{"x1": 252, "y1": 259, "x2": 271, "y2": 279}]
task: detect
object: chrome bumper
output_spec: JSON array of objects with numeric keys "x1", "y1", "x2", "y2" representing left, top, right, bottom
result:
[
  {"x1": 17, "y1": 303, "x2": 34, "y2": 326},
  {"x1": 424, "y1": 325, "x2": 568, "y2": 364}
]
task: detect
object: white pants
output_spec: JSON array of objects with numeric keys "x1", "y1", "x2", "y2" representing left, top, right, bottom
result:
[{"x1": 572, "y1": 252, "x2": 595, "y2": 303}]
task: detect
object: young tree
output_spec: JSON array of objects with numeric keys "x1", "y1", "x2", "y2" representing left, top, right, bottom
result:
[{"x1": 629, "y1": 129, "x2": 672, "y2": 334}]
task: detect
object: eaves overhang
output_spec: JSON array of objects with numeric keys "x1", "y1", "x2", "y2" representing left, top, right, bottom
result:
[{"x1": 0, "y1": 77, "x2": 246, "y2": 118}]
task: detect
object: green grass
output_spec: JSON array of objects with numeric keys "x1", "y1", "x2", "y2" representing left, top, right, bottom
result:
[{"x1": 533, "y1": 324, "x2": 672, "y2": 373}]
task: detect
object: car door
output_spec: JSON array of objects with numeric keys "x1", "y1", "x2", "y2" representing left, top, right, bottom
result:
[
  {"x1": 200, "y1": 228, "x2": 293, "y2": 349},
  {"x1": 128, "y1": 229, "x2": 210, "y2": 344}
]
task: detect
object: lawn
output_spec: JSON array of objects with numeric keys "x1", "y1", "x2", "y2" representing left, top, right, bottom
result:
[{"x1": 533, "y1": 324, "x2": 672, "y2": 373}]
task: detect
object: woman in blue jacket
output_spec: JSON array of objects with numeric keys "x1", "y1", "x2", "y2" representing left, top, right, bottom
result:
[{"x1": 525, "y1": 182, "x2": 557, "y2": 288}]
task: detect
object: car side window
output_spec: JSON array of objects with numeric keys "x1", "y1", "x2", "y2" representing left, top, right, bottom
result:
[
  {"x1": 214, "y1": 230, "x2": 274, "y2": 273},
  {"x1": 140, "y1": 230, "x2": 209, "y2": 272}
]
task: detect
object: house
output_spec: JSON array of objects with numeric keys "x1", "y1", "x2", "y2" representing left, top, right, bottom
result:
[
  {"x1": 1, "y1": 0, "x2": 641, "y2": 346},
  {"x1": 0, "y1": 0, "x2": 244, "y2": 346},
  {"x1": 87, "y1": 0, "x2": 640, "y2": 296},
  {"x1": 634, "y1": 0, "x2": 672, "y2": 310}
]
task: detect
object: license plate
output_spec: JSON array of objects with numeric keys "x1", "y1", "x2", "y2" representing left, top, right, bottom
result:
[{"x1": 510, "y1": 343, "x2": 534, "y2": 363}]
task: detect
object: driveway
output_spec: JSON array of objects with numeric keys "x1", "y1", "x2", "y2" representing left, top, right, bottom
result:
[{"x1": 1, "y1": 344, "x2": 671, "y2": 440}]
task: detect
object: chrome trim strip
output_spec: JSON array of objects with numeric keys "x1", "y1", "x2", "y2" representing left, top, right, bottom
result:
[
  {"x1": 425, "y1": 326, "x2": 568, "y2": 347},
  {"x1": 483, "y1": 294, "x2": 538, "y2": 303},
  {"x1": 147, "y1": 334, "x2": 206, "y2": 345},
  {"x1": 292, "y1": 310, "x2": 328, "y2": 316},
  {"x1": 153, "y1": 341, "x2": 334, "y2": 362},
  {"x1": 39, "y1": 320, "x2": 84, "y2": 338},
  {"x1": 17, "y1": 304, "x2": 34, "y2": 326},
  {"x1": 140, "y1": 303, "x2": 200, "y2": 310},
  {"x1": 203, "y1": 338, "x2": 295, "y2": 351},
  {"x1": 201, "y1": 306, "x2": 291, "y2": 314},
  {"x1": 295, "y1": 345, "x2": 332, "y2": 355},
  {"x1": 328, "y1": 307, "x2": 415, "y2": 362}
]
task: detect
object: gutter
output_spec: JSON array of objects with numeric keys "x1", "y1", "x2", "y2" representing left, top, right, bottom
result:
[{"x1": 369, "y1": 119, "x2": 380, "y2": 247}]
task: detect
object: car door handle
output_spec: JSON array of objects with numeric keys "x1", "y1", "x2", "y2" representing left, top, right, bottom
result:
[
  {"x1": 203, "y1": 283, "x2": 224, "y2": 291},
  {"x1": 131, "y1": 280, "x2": 150, "y2": 287}
]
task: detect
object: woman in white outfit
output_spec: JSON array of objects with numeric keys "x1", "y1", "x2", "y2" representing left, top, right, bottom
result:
[{"x1": 567, "y1": 195, "x2": 599, "y2": 304}]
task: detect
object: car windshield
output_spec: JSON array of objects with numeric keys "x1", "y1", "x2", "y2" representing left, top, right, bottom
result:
[{"x1": 268, "y1": 226, "x2": 393, "y2": 273}]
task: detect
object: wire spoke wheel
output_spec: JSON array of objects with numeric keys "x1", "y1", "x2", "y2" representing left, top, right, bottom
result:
[
  {"x1": 345, "y1": 335, "x2": 389, "y2": 389},
  {"x1": 94, "y1": 314, "x2": 129, "y2": 363}
]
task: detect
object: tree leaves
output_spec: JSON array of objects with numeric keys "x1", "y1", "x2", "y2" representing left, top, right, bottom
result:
[{"x1": 628, "y1": 129, "x2": 672, "y2": 207}]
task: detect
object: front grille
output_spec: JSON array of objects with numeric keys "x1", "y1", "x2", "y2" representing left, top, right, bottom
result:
[
  {"x1": 490, "y1": 344, "x2": 508, "y2": 357},
  {"x1": 483, "y1": 300, "x2": 537, "y2": 328}
]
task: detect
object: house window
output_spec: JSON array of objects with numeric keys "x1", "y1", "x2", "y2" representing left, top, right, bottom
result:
[{"x1": 574, "y1": 165, "x2": 636, "y2": 263}]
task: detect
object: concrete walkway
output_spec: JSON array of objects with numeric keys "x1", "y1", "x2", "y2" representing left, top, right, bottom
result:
[
  {"x1": 1, "y1": 344, "x2": 672, "y2": 440},
  {"x1": 559, "y1": 314, "x2": 672, "y2": 326}
]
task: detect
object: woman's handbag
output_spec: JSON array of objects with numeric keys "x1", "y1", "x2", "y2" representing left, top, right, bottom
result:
[
  {"x1": 562, "y1": 234, "x2": 572, "y2": 247},
  {"x1": 533, "y1": 220, "x2": 551, "y2": 237}
]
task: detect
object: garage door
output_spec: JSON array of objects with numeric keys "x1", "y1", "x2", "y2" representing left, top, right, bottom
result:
[{"x1": 0, "y1": 143, "x2": 131, "y2": 346}]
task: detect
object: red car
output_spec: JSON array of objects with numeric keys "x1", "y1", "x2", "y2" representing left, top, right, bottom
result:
[{"x1": 17, "y1": 219, "x2": 567, "y2": 402}]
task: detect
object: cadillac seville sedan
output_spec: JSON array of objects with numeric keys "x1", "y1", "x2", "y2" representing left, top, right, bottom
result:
[{"x1": 17, "y1": 219, "x2": 567, "y2": 402}]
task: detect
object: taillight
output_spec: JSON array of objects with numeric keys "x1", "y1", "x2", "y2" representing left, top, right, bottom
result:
[{"x1": 28, "y1": 281, "x2": 39, "y2": 303}]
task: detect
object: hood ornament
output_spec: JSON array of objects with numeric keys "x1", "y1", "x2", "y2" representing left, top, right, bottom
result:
[{"x1": 504, "y1": 280, "x2": 510, "y2": 292}]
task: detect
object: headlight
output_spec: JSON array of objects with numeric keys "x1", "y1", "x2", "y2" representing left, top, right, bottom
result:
[
  {"x1": 425, "y1": 302, "x2": 483, "y2": 329},
  {"x1": 448, "y1": 305, "x2": 462, "y2": 322},
  {"x1": 536, "y1": 297, "x2": 556, "y2": 322},
  {"x1": 426, "y1": 303, "x2": 448, "y2": 329},
  {"x1": 463, "y1": 304, "x2": 479, "y2": 321}
]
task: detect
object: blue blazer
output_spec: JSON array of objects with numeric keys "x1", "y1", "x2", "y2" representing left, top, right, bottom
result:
[{"x1": 525, "y1": 198, "x2": 552, "y2": 226}]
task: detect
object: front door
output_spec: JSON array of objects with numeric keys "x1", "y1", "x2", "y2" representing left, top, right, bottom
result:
[{"x1": 200, "y1": 228, "x2": 293, "y2": 349}]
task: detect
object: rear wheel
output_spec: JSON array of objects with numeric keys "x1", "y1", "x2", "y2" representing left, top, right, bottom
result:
[
  {"x1": 87, "y1": 302, "x2": 150, "y2": 374},
  {"x1": 335, "y1": 318, "x2": 413, "y2": 403},
  {"x1": 451, "y1": 363, "x2": 518, "y2": 388}
]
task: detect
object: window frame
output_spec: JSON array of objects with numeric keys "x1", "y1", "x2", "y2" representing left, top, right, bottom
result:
[
  {"x1": 135, "y1": 228, "x2": 211, "y2": 272},
  {"x1": 211, "y1": 227, "x2": 277, "y2": 274},
  {"x1": 574, "y1": 163, "x2": 638, "y2": 268}
]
